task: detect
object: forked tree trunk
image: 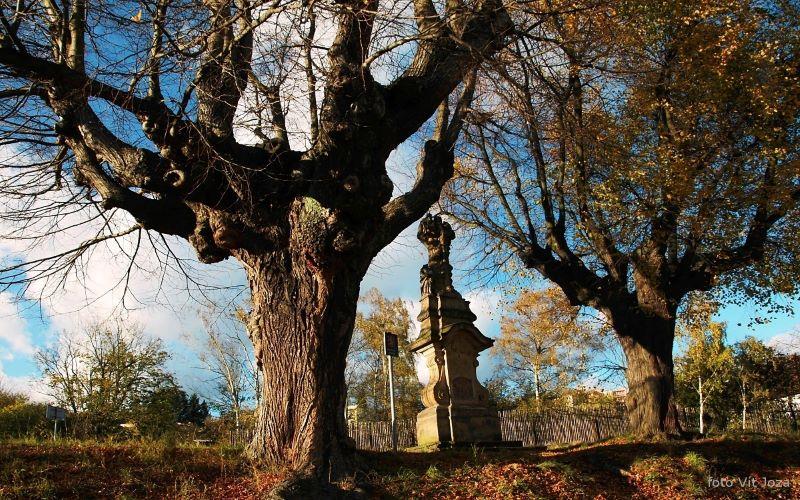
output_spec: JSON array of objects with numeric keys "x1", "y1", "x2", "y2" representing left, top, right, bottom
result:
[
  {"x1": 617, "y1": 314, "x2": 681, "y2": 437},
  {"x1": 238, "y1": 248, "x2": 367, "y2": 494}
]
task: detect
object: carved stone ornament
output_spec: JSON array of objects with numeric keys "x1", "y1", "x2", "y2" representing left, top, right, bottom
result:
[{"x1": 417, "y1": 213, "x2": 455, "y2": 295}]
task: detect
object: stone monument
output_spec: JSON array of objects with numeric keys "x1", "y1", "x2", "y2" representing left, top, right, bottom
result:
[{"x1": 409, "y1": 214, "x2": 503, "y2": 447}]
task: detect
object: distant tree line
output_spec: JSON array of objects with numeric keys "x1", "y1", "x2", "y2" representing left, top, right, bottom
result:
[
  {"x1": 195, "y1": 305, "x2": 261, "y2": 431},
  {"x1": 345, "y1": 289, "x2": 421, "y2": 421},
  {"x1": 0, "y1": 384, "x2": 47, "y2": 439},
  {"x1": 674, "y1": 297, "x2": 800, "y2": 433},
  {"x1": 1, "y1": 315, "x2": 269, "y2": 442},
  {"x1": 483, "y1": 286, "x2": 623, "y2": 411},
  {"x1": 34, "y1": 319, "x2": 208, "y2": 438}
]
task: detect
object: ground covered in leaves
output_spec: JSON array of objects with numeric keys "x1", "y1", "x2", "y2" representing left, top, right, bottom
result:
[
  {"x1": 369, "y1": 434, "x2": 800, "y2": 499},
  {"x1": 0, "y1": 439, "x2": 285, "y2": 499},
  {"x1": 1, "y1": 434, "x2": 799, "y2": 499}
]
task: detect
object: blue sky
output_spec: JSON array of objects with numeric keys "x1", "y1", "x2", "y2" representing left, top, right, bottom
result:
[
  {"x1": 1, "y1": 138, "x2": 798, "y2": 401},
  {"x1": 1, "y1": 125, "x2": 800, "y2": 396}
]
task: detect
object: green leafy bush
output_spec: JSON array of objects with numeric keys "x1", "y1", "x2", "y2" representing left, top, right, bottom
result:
[{"x1": 0, "y1": 389, "x2": 48, "y2": 438}]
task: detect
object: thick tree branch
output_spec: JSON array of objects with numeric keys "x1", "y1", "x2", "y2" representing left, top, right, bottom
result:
[
  {"x1": 0, "y1": 44, "x2": 177, "y2": 127},
  {"x1": 674, "y1": 163, "x2": 800, "y2": 295},
  {"x1": 381, "y1": 0, "x2": 511, "y2": 149},
  {"x1": 68, "y1": 137, "x2": 196, "y2": 237},
  {"x1": 195, "y1": 0, "x2": 253, "y2": 139},
  {"x1": 303, "y1": 3, "x2": 318, "y2": 145},
  {"x1": 67, "y1": 0, "x2": 85, "y2": 72},
  {"x1": 377, "y1": 73, "x2": 477, "y2": 249},
  {"x1": 315, "y1": 0, "x2": 378, "y2": 153},
  {"x1": 146, "y1": 0, "x2": 168, "y2": 100}
]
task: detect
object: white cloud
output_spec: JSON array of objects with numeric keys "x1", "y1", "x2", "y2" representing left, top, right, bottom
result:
[
  {"x1": 0, "y1": 292, "x2": 34, "y2": 357},
  {"x1": 0, "y1": 360, "x2": 49, "y2": 403},
  {"x1": 463, "y1": 289, "x2": 503, "y2": 339},
  {"x1": 768, "y1": 331, "x2": 800, "y2": 354},
  {"x1": 1, "y1": 142, "x2": 247, "y2": 394}
]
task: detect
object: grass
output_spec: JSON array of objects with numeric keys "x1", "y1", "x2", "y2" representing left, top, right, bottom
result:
[
  {"x1": 0, "y1": 438, "x2": 284, "y2": 499},
  {"x1": 0, "y1": 434, "x2": 799, "y2": 498}
]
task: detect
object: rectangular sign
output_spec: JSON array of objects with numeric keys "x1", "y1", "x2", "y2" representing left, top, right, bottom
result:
[
  {"x1": 46, "y1": 405, "x2": 66, "y2": 421},
  {"x1": 384, "y1": 331, "x2": 399, "y2": 357}
]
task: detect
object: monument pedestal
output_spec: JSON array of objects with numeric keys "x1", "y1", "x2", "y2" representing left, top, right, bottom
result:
[
  {"x1": 410, "y1": 320, "x2": 503, "y2": 447},
  {"x1": 411, "y1": 214, "x2": 506, "y2": 448},
  {"x1": 415, "y1": 405, "x2": 504, "y2": 447}
]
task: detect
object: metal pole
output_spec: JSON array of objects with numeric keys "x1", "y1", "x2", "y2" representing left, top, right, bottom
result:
[
  {"x1": 53, "y1": 419, "x2": 57, "y2": 441},
  {"x1": 388, "y1": 354, "x2": 397, "y2": 452}
]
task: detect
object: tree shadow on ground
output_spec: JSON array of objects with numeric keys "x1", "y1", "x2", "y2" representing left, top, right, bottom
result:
[{"x1": 363, "y1": 434, "x2": 800, "y2": 499}]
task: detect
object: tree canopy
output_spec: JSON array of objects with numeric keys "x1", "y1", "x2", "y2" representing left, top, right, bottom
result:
[
  {"x1": 443, "y1": 0, "x2": 800, "y2": 435},
  {"x1": 0, "y1": 0, "x2": 512, "y2": 486}
]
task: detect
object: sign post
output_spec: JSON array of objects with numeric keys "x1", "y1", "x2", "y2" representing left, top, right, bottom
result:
[
  {"x1": 46, "y1": 405, "x2": 66, "y2": 441},
  {"x1": 384, "y1": 331, "x2": 399, "y2": 452}
]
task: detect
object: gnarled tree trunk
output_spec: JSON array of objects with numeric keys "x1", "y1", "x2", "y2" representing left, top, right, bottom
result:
[
  {"x1": 617, "y1": 313, "x2": 681, "y2": 437},
  {"x1": 237, "y1": 245, "x2": 369, "y2": 492}
]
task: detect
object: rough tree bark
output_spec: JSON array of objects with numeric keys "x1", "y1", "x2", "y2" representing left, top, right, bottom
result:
[
  {"x1": 615, "y1": 315, "x2": 680, "y2": 437},
  {"x1": 517, "y1": 246, "x2": 684, "y2": 436},
  {"x1": 240, "y1": 244, "x2": 369, "y2": 485},
  {"x1": 607, "y1": 274, "x2": 682, "y2": 437}
]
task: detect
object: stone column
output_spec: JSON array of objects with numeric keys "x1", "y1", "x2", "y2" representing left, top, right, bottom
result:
[{"x1": 410, "y1": 214, "x2": 502, "y2": 447}]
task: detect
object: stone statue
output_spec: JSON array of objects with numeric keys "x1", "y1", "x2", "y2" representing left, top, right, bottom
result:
[
  {"x1": 409, "y1": 214, "x2": 506, "y2": 448},
  {"x1": 417, "y1": 213, "x2": 455, "y2": 295}
]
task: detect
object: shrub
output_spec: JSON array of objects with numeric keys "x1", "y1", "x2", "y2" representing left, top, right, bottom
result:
[
  {"x1": 0, "y1": 386, "x2": 25, "y2": 408},
  {"x1": 0, "y1": 390, "x2": 48, "y2": 439}
]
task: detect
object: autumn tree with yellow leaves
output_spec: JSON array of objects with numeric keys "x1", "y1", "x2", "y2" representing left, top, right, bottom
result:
[
  {"x1": 491, "y1": 286, "x2": 606, "y2": 408},
  {"x1": 444, "y1": 0, "x2": 800, "y2": 436},
  {"x1": 346, "y1": 289, "x2": 421, "y2": 421},
  {"x1": 674, "y1": 297, "x2": 734, "y2": 434}
]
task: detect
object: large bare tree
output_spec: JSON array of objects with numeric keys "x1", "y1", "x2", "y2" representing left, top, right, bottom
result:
[
  {"x1": 0, "y1": 0, "x2": 511, "y2": 490},
  {"x1": 444, "y1": 0, "x2": 800, "y2": 436}
]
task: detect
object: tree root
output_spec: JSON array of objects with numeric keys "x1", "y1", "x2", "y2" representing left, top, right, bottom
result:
[
  {"x1": 628, "y1": 428, "x2": 686, "y2": 442},
  {"x1": 268, "y1": 470, "x2": 370, "y2": 500},
  {"x1": 267, "y1": 448, "x2": 373, "y2": 499}
]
